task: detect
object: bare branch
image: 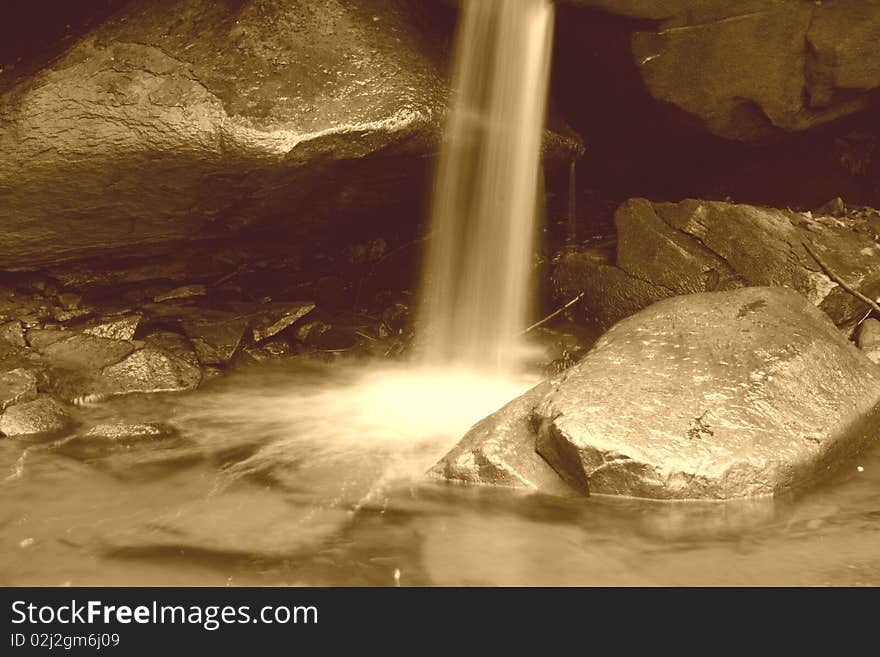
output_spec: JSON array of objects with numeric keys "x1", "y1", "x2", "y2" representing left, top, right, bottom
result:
[
  {"x1": 522, "y1": 292, "x2": 586, "y2": 335},
  {"x1": 802, "y1": 241, "x2": 880, "y2": 316}
]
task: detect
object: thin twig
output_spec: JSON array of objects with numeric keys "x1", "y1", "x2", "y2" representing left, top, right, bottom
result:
[
  {"x1": 522, "y1": 292, "x2": 586, "y2": 335},
  {"x1": 802, "y1": 241, "x2": 880, "y2": 316}
]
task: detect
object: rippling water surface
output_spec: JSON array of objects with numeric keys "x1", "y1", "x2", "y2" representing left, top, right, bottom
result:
[{"x1": 1, "y1": 359, "x2": 879, "y2": 586}]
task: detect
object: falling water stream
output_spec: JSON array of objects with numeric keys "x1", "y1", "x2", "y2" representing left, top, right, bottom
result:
[
  {"x1": 1, "y1": 0, "x2": 879, "y2": 586},
  {"x1": 419, "y1": 0, "x2": 554, "y2": 372}
]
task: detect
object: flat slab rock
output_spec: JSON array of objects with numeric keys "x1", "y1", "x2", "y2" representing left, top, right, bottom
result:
[{"x1": 435, "y1": 287, "x2": 880, "y2": 500}]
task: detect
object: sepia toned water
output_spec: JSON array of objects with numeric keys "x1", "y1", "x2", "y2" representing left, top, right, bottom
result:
[
  {"x1": 2, "y1": 0, "x2": 877, "y2": 588},
  {"x1": 1, "y1": 359, "x2": 879, "y2": 587},
  {"x1": 417, "y1": 0, "x2": 554, "y2": 373}
]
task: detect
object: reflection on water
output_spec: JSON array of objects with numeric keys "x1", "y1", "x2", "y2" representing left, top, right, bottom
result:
[{"x1": 1, "y1": 359, "x2": 879, "y2": 586}]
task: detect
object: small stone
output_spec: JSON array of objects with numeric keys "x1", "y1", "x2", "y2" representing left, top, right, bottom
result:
[
  {"x1": 83, "y1": 314, "x2": 142, "y2": 341},
  {"x1": 41, "y1": 334, "x2": 136, "y2": 370},
  {"x1": 101, "y1": 346, "x2": 201, "y2": 396},
  {"x1": 182, "y1": 316, "x2": 249, "y2": 365},
  {"x1": 0, "y1": 321, "x2": 26, "y2": 347},
  {"x1": 83, "y1": 422, "x2": 175, "y2": 441},
  {"x1": 252, "y1": 302, "x2": 315, "y2": 342},
  {"x1": 153, "y1": 285, "x2": 208, "y2": 303},
  {"x1": 0, "y1": 395, "x2": 72, "y2": 438},
  {"x1": 0, "y1": 368, "x2": 38, "y2": 411}
]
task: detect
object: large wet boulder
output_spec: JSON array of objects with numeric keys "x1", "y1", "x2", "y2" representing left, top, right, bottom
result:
[
  {"x1": 0, "y1": 0, "x2": 446, "y2": 269},
  {"x1": 434, "y1": 287, "x2": 880, "y2": 500},
  {"x1": 555, "y1": 199, "x2": 880, "y2": 331},
  {"x1": 566, "y1": 0, "x2": 880, "y2": 143}
]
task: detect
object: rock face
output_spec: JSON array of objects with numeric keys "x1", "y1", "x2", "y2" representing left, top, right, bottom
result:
[
  {"x1": 434, "y1": 287, "x2": 880, "y2": 500},
  {"x1": 555, "y1": 199, "x2": 880, "y2": 331},
  {"x1": 569, "y1": 0, "x2": 880, "y2": 143},
  {"x1": 0, "y1": 0, "x2": 446, "y2": 268}
]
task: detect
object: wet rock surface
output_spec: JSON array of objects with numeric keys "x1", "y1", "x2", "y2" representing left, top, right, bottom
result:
[
  {"x1": 83, "y1": 423, "x2": 176, "y2": 442},
  {"x1": 0, "y1": 394, "x2": 72, "y2": 438},
  {"x1": 436, "y1": 287, "x2": 880, "y2": 500},
  {"x1": 0, "y1": 0, "x2": 448, "y2": 268},
  {"x1": 555, "y1": 199, "x2": 880, "y2": 331}
]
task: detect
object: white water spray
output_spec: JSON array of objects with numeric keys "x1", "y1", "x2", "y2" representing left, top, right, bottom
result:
[
  {"x1": 185, "y1": 1, "x2": 556, "y2": 510},
  {"x1": 418, "y1": 0, "x2": 555, "y2": 373}
]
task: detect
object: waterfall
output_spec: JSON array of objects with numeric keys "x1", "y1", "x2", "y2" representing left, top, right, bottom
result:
[{"x1": 417, "y1": 0, "x2": 555, "y2": 374}]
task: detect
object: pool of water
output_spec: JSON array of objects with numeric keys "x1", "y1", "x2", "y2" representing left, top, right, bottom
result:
[{"x1": 1, "y1": 359, "x2": 879, "y2": 586}]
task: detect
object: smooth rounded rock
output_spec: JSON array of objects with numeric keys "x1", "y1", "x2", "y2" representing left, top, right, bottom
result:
[
  {"x1": 533, "y1": 287, "x2": 880, "y2": 500},
  {"x1": 0, "y1": 395, "x2": 73, "y2": 438}
]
